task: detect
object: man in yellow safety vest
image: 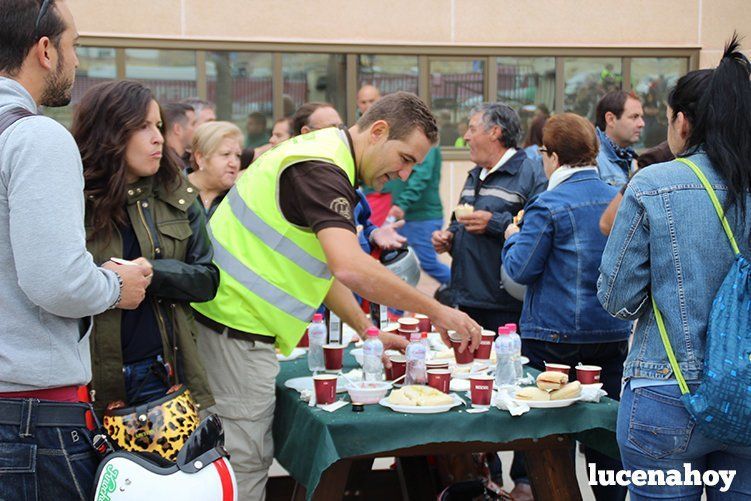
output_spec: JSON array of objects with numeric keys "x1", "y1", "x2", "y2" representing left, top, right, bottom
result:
[{"x1": 192, "y1": 92, "x2": 482, "y2": 500}]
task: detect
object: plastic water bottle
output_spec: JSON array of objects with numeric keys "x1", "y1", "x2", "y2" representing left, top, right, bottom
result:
[
  {"x1": 506, "y1": 323, "x2": 523, "y2": 380},
  {"x1": 362, "y1": 327, "x2": 384, "y2": 382},
  {"x1": 307, "y1": 313, "x2": 327, "y2": 372},
  {"x1": 405, "y1": 331, "x2": 427, "y2": 385},
  {"x1": 494, "y1": 327, "x2": 516, "y2": 387}
]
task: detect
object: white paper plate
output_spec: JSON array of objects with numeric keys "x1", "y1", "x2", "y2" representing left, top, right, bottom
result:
[
  {"x1": 511, "y1": 394, "x2": 582, "y2": 408},
  {"x1": 284, "y1": 376, "x2": 348, "y2": 394},
  {"x1": 379, "y1": 393, "x2": 463, "y2": 414},
  {"x1": 276, "y1": 347, "x2": 306, "y2": 362}
]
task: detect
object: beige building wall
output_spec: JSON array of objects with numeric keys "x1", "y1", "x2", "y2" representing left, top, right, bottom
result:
[
  {"x1": 67, "y1": 0, "x2": 751, "y2": 229},
  {"x1": 70, "y1": 0, "x2": 750, "y2": 66}
]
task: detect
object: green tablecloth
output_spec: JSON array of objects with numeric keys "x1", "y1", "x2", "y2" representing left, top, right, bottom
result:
[{"x1": 273, "y1": 348, "x2": 619, "y2": 497}]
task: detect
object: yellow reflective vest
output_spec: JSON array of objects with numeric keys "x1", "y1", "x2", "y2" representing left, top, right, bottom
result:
[{"x1": 192, "y1": 128, "x2": 356, "y2": 355}]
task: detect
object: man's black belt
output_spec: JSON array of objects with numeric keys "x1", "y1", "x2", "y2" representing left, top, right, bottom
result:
[
  {"x1": 193, "y1": 311, "x2": 275, "y2": 345},
  {"x1": 0, "y1": 399, "x2": 88, "y2": 427}
]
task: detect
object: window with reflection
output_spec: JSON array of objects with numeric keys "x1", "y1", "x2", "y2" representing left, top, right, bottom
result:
[
  {"x1": 43, "y1": 46, "x2": 116, "y2": 127},
  {"x1": 125, "y1": 49, "x2": 197, "y2": 103},
  {"x1": 357, "y1": 55, "x2": 418, "y2": 116},
  {"x1": 430, "y1": 59, "x2": 484, "y2": 147},
  {"x1": 631, "y1": 57, "x2": 688, "y2": 148},
  {"x1": 282, "y1": 54, "x2": 346, "y2": 120},
  {"x1": 497, "y1": 57, "x2": 556, "y2": 147},
  {"x1": 563, "y1": 57, "x2": 622, "y2": 122},
  {"x1": 206, "y1": 52, "x2": 273, "y2": 148}
]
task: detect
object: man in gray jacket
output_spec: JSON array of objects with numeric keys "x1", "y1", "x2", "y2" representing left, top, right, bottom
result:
[{"x1": 0, "y1": 1, "x2": 150, "y2": 498}]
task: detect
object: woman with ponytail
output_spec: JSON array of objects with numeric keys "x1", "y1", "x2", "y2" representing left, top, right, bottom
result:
[{"x1": 598, "y1": 35, "x2": 751, "y2": 499}]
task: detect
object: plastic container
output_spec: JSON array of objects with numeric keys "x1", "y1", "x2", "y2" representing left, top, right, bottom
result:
[
  {"x1": 362, "y1": 327, "x2": 384, "y2": 382},
  {"x1": 494, "y1": 327, "x2": 516, "y2": 387},
  {"x1": 405, "y1": 332, "x2": 427, "y2": 385},
  {"x1": 307, "y1": 313, "x2": 327, "y2": 372},
  {"x1": 345, "y1": 381, "x2": 391, "y2": 404},
  {"x1": 506, "y1": 323, "x2": 523, "y2": 380}
]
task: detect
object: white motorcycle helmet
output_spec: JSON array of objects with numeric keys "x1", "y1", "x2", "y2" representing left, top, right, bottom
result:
[
  {"x1": 380, "y1": 245, "x2": 421, "y2": 287},
  {"x1": 500, "y1": 262, "x2": 527, "y2": 301},
  {"x1": 92, "y1": 414, "x2": 237, "y2": 501}
]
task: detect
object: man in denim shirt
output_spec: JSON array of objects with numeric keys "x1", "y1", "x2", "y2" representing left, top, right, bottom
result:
[{"x1": 595, "y1": 91, "x2": 645, "y2": 187}]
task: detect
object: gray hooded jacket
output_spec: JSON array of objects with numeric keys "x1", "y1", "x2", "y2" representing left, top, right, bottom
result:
[{"x1": 0, "y1": 77, "x2": 118, "y2": 391}]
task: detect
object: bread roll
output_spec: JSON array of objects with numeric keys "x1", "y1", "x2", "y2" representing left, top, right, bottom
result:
[
  {"x1": 515, "y1": 387, "x2": 551, "y2": 401},
  {"x1": 390, "y1": 385, "x2": 454, "y2": 406},
  {"x1": 420, "y1": 393, "x2": 455, "y2": 406},
  {"x1": 454, "y1": 203, "x2": 474, "y2": 218},
  {"x1": 536, "y1": 371, "x2": 569, "y2": 391},
  {"x1": 387, "y1": 388, "x2": 414, "y2": 405},
  {"x1": 550, "y1": 381, "x2": 582, "y2": 400}
]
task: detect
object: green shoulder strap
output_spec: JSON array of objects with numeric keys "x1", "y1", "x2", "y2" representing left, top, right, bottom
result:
[
  {"x1": 651, "y1": 157, "x2": 740, "y2": 395},
  {"x1": 676, "y1": 157, "x2": 741, "y2": 256}
]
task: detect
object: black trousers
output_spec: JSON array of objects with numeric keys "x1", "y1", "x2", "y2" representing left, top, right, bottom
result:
[
  {"x1": 457, "y1": 306, "x2": 520, "y2": 335},
  {"x1": 522, "y1": 338, "x2": 629, "y2": 501}
]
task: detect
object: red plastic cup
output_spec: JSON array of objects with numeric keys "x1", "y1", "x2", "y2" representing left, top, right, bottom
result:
[
  {"x1": 414, "y1": 314, "x2": 431, "y2": 333},
  {"x1": 313, "y1": 374, "x2": 337, "y2": 405},
  {"x1": 576, "y1": 364, "x2": 602, "y2": 384},
  {"x1": 470, "y1": 375, "x2": 494, "y2": 407},
  {"x1": 297, "y1": 328, "x2": 309, "y2": 348},
  {"x1": 544, "y1": 363, "x2": 571, "y2": 376},
  {"x1": 475, "y1": 330, "x2": 495, "y2": 360},
  {"x1": 387, "y1": 354, "x2": 406, "y2": 381},
  {"x1": 426, "y1": 360, "x2": 449, "y2": 371},
  {"x1": 323, "y1": 344, "x2": 344, "y2": 372},
  {"x1": 427, "y1": 369, "x2": 451, "y2": 393},
  {"x1": 449, "y1": 331, "x2": 475, "y2": 365}
]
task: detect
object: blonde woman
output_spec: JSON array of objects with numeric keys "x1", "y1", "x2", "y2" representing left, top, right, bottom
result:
[{"x1": 188, "y1": 121, "x2": 244, "y2": 219}]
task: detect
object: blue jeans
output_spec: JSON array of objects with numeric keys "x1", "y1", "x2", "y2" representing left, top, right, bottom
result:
[
  {"x1": 0, "y1": 402, "x2": 98, "y2": 500},
  {"x1": 399, "y1": 219, "x2": 451, "y2": 285},
  {"x1": 122, "y1": 355, "x2": 171, "y2": 406},
  {"x1": 618, "y1": 383, "x2": 751, "y2": 500}
]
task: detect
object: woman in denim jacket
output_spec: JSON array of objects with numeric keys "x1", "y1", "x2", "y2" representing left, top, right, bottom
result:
[
  {"x1": 503, "y1": 113, "x2": 632, "y2": 501},
  {"x1": 598, "y1": 37, "x2": 751, "y2": 499}
]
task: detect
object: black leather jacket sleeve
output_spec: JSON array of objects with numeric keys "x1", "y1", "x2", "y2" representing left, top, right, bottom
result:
[{"x1": 150, "y1": 200, "x2": 220, "y2": 302}]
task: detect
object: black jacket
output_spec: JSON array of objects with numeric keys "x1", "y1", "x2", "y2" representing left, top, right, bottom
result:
[{"x1": 448, "y1": 149, "x2": 547, "y2": 311}]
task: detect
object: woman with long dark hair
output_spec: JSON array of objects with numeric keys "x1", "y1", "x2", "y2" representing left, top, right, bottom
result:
[
  {"x1": 72, "y1": 80, "x2": 218, "y2": 415},
  {"x1": 599, "y1": 36, "x2": 751, "y2": 499}
]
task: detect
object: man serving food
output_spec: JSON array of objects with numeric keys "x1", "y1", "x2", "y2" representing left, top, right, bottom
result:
[{"x1": 191, "y1": 92, "x2": 482, "y2": 500}]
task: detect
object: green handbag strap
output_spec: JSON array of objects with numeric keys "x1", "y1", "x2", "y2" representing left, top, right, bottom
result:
[
  {"x1": 651, "y1": 157, "x2": 739, "y2": 395},
  {"x1": 676, "y1": 157, "x2": 741, "y2": 256}
]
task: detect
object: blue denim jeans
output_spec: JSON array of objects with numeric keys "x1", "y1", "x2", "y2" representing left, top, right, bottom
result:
[
  {"x1": 122, "y1": 355, "x2": 170, "y2": 406},
  {"x1": 399, "y1": 219, "x2": 451, "y2": 285},
  {"x1": 618, "y1": 383, "x2": 751, "y2": 500},
  {"x1": 0, "y1": 402, "x2": 98, "y2": 500}
]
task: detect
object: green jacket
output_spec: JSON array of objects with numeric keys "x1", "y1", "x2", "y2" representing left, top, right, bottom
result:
[
  {"x1": 85, "y1": 176, "x2": 218, "y2": 413},
  {"x1": 389, "y1": 146, "x2": 444, "y2": 221}
]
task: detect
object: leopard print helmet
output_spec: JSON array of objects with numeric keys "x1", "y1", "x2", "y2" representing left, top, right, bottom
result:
[{"x1": 103, "y1": 384, "x2": 200, "y2": 461}]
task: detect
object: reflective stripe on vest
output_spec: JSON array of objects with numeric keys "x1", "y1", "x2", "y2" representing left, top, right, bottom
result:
[
  {"x1": 225, "y1": 189, "x2": 330, "y2": 280},
  {"x1": 208, "y1": 227, "x2": 317, "y2": 321},
  {"x1": 192, "y1": 128, "x2": 356, "y2": 355}
]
